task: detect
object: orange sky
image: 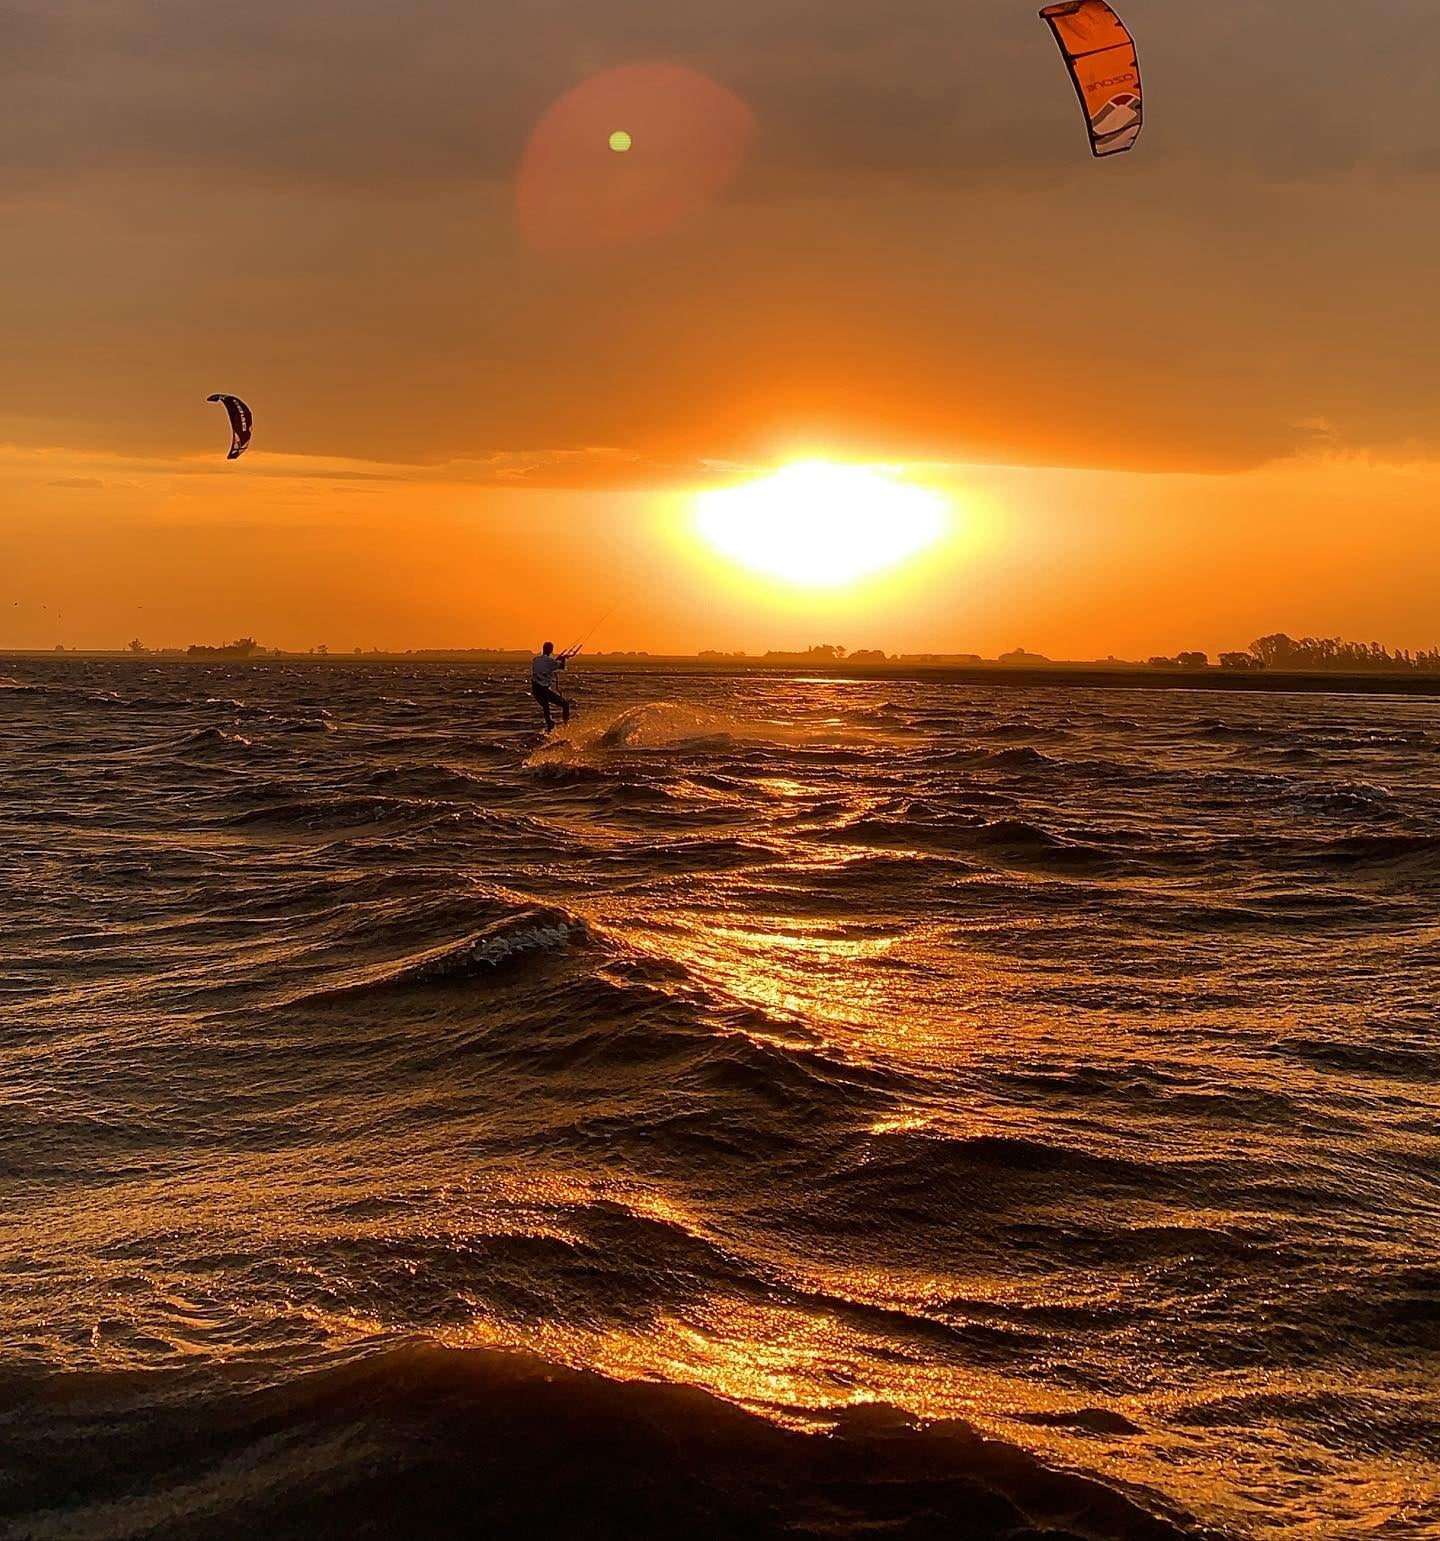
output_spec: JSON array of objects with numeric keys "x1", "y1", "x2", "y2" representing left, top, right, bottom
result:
[{"x1": 4, "y1": 1, "x2": 1440, "y2": 657}]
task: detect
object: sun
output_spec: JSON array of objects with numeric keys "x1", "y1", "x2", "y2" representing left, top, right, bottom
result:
[{"x1": 695, "y1": 461, "x2": 948, "y2": 586}]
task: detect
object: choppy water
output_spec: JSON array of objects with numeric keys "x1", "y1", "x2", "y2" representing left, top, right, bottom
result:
[{"x1": 2, "y1": 659, "x2": 1437, "y2": 1540}]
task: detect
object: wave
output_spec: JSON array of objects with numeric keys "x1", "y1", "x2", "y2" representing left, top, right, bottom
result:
[
  {"x1": 768, "y1": 850, "x2": 971, "y2": 896},
  {"x1": 365, "y1": 763, "x2": 492, "y2": 798},
  {"x1": 1311, "y1": 831, "x2": 1440, "y2": 863},
  {"x1": 981, "y1": 720, "x2": 1073, "y2": 743},
  {"x1": 854, "y1": 1129, "x2": 1176, "y2": 1195},
  {"x1": 1276, "y1": 1034, "x2": 1440, "y2": 1081},
  {"x1": 289, "y1": 907, "x2": 582, "y2": 1004},
  {"x1": 1194, "y1": 719, "x2": 1273, "y2": 740},
  {"x1": 274, "y1": 716, "x2": 336, "y2": 734},
  {"x1": 1309, "y1": 730, "x2": 1431, "y2": 750},
  {"x1": 0, "y1": 1344, "x2": 1217, "y2": 1541},
  {"x1": 1296, "y1": 780, "x2": 1392, "y2": 808},
  {"x1": 74, "y1": 690, "x2": 195, "y2": 711},
  {"x1": 177, "y1": 726, "x2": 253, "y2": 752},
  {"x1": 978, "y1": 745, "x2": 1058, "y2": 769},
  {"x1": 224, "y1": 794, "x2": 441, "y2": 832},
  {"x1": 1202, "y1": 829, "x2": 1440, "y2": 880},
  {"x1": 838, "y1": 813, "x2": 1132, "y2": 871}
]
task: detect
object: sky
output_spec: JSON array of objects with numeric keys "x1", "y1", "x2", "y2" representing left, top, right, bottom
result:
[{"x1": 4, "y1": 0, "x2": 1440, "y2": 657}]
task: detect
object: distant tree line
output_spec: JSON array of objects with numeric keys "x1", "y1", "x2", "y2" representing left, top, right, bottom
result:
[
  {"x1": 1146, "y1": 635, "x2": 1440, "y2": 673},
  {"x1": 1244, "y1": 633, "x2": 1440, "y2": 672},
  {"x1": 184, "y1": 637, "x2": 276, "y2": 658},
  {"x1": 1147, "y1": 651, "x2": 1211, "y2": 669},
  {"x1": 762, "y1": 643, "x2": 850, "y2": 662}
]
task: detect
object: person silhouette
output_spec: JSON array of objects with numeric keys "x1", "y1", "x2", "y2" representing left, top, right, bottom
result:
[{"x1": 530, "y1": 641, "x2": 572, "y2": 731}]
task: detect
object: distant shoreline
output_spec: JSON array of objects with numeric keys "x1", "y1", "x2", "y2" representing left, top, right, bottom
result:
[
  {"x1": 7, "y1": 651, "x2": 1440, "y2": 697},
  {"x1": 607, "y1": 660, "x2": 1440, "y2": 697}
]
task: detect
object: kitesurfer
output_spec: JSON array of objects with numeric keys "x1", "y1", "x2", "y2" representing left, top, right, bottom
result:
[{"x1": 531, "y1": 641, "x2": 572, "y2": 731}]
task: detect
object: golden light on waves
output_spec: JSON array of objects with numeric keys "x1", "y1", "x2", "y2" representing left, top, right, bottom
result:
[{"x1": 695, "y1": 462, "x2": 948, "y2": 586}]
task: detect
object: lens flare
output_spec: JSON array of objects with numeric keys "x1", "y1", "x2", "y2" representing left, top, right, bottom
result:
[{"x1": 516, "y1": 66, "x2": 755, "y2": 252}]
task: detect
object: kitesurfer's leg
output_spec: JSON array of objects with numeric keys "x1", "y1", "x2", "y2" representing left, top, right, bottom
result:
[
  {"x1": 539, "y1": 684, "x2": 573, "y2": 724},
  {"x1": 532, "y1": 687, "x2": 554, "y2": 731}
]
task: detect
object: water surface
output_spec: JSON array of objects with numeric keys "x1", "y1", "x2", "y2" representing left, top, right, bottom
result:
[{"x1": 2, "y1": 660, "x2": 1437, "y2": 1538}]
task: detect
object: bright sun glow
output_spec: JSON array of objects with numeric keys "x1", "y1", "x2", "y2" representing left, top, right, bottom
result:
[{"x1": 695, "y1": 462, "x2": 948, "y2": 586}]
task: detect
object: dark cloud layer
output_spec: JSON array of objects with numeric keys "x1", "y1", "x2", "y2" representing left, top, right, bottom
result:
[
  {"x1": 5, "y1": 0, "x2": 1440, "y2": 475},
  {"x1": 8, "y1": 0, "x2": 1440, "y2": 189}
]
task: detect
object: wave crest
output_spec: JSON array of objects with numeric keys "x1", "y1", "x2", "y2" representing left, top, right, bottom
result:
[{"x1": 292, "y1": 907, "x2": 583, "y2": 1004}]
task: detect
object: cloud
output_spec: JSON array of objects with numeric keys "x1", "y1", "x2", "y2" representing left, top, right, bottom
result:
[
  {"x1": 7, "y1": 1, "x2": 1440, "y2": 479},
  {"x1": 6, "y1": 0, "x2": 1439, "y2": 194},
  {"x1": 4, "y1": 440, "x2": 731, "y2": 497}
]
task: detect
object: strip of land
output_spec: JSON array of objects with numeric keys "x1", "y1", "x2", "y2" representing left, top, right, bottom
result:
[{"x1": 7, "y1": 650, "x2": 1440, "y2": 696}]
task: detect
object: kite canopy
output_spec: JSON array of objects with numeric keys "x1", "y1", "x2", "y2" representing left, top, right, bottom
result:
[
  {"x1": 206, "y1": 393, "x2": 253, "y2": 460},
  {"x1": 1039, "y1": 0, "x2": 1142, "y2": 158}
]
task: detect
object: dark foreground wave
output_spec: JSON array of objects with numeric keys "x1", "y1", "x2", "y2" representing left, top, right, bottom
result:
[{"x1": 0, "y1": 1346, "x2": 1216, "y2": 1541}]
